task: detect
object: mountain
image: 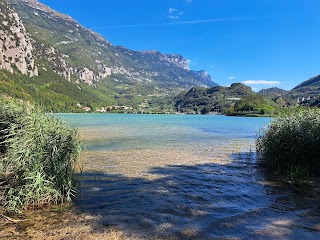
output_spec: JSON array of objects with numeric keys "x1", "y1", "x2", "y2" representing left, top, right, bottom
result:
[
  {"x1": 290, "y1": 74, "x2": 320, "y2": 96},
  {"x1": 174, "y1": 83, "x2": 255, "y2": 113},
  {"x1": 255, "y1": 75, "x2": 320, "y2": 108},
  {"x1": 258, "y1": 87, "x2": 287, "y2": 96},
  {"x1": 286, "y1": 74, "x2": 320, "y2": 107},
  {"x1": 293, "y1": 74, "x2": 320, "y2": 90},
  {"x1": 0, "y1": 0, "x2": 217, "y2": 112}
]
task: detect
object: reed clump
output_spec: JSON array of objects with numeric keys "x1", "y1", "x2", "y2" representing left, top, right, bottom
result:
[
  {"x1": 256, "y1": 108, "x2": 320, "y2": 182},
  {"x1": 0, "y1": 97, "x2": 81, "y2": 212}
]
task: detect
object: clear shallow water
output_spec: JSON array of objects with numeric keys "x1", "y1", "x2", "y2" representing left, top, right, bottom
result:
[{"x1": 57, "y1": 114, "x2": 320, "y2": 239}]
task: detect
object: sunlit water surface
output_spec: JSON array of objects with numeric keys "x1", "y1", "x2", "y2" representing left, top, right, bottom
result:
[{"x1": 57, "y1": 114, "x2": 320, "y2": 239}]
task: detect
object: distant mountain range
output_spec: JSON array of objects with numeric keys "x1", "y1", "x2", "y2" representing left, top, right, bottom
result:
[
  {"x1": 258, "y1": 75, "x2": 320, "y2": 98},
  {"x1": 257, "y1": 75, "x2": 320, "y2": 106},
  {"x1": 173, "y1": 75, "x2": 320, "y2": 114},
  {"x1": 0, "y1": 0, "x2": 217, "y2": 111},
  {"x1": 0, "y1": 0, "x2": 319, "y2": 113}
]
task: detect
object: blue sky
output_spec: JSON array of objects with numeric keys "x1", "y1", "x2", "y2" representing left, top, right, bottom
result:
[{"x1": 40, "y1": 0, "x2": 320, "y2": 91}]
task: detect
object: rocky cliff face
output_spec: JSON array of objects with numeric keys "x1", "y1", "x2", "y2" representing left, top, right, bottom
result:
[
  {"x1": 194, "y1": 70, "x2": 211, "y2": 83},
  {"x1": 141, "y1": 50, "x2": 190, "y2": 70},
  {"x1": 6, "y1": 0, "x2": 114, "y2": 86},
  {"x1": 0, "y1": 0, "x2": 37, "y2": 76}
]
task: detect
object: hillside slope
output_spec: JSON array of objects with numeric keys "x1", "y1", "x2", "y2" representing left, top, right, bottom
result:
[
  {"x1": 174, "y1": 83, "x2": 254, "y2": 113},
  {"x1": 291, "y1": 74, "x2": 320, "y2": 96}
]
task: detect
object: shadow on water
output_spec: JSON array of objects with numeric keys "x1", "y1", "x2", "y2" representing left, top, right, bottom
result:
[{"x1": 75, "y1": 152, "x2": 320, "y2": 240}]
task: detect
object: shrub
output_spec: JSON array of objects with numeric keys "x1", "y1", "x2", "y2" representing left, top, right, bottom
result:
[
  {"x1": 256, "y1": 108, "x2": 320, "y2": 177},
  {"x1": 200, "y1": 107, "x2": 210, "y2": 114},
  {"x1": 0, "y1": 96, "x2": 81, "y2": 212}
]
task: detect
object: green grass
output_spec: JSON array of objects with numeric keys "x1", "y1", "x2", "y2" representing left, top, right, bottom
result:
[
  {"x1": 0, "y1": 97, "x2": 81, "y2": 212},
  {"x1": 256, "y1": 108, "x2": 320, "y2": 180}
]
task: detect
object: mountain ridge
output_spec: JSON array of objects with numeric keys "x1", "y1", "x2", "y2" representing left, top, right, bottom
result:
[
  {"x1": 1, "y1": 0, "x2": 217, "y2": 111},
  {"x1": 292, "y1": 74, "x2": 320, "y2": 90}
]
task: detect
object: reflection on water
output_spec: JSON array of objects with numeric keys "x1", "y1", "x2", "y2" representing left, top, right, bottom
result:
[{"x1": 58, "y1": 114, "x2": 320, "y2": 239}]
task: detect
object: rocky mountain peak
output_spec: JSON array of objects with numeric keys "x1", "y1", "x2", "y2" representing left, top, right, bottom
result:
[
  {"x1": 160, "y1": 54, "x2": 190, "y2": 70},
  {"x1": 193, "y1": 70, "x2": 211, "y2": 82},
  {"x1": 140, "y1": 50, "x2": 190, "y2": 70}
]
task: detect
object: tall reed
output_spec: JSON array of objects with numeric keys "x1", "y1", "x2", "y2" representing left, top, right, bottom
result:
[
  {"x1": 256, "y1": 108, "x2": 320, "y2": 177},
  {"x1": 0, "y1": 97, "x2": 81, "y2": 212}
]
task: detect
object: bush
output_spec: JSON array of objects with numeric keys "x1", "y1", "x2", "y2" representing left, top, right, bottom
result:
[
  {"x1": 0, "y1": 96, "x2": 81, "y2": 212},
  {"x1": 256, "y1": 108, "x2": 320, "y2": 177},
  {"x1": 200, "y1": 107, "x2": 210, "y2": 114}
]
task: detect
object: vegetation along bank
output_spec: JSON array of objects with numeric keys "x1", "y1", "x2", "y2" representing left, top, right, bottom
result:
[
  {"x1": 0, "y1": 97, "x2": 81, "y2": 213},
  {"x1": 257, "y1": 108, "x2": 320, "y2": 186}
]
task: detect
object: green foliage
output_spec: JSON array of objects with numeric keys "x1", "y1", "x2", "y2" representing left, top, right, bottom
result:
[
  {"x1": 0, "y1": 69, "x2": 111, "y2": 112},
  {"x1": 174, "y1": 83, "x2": 257, "y2": 114},
  {"x1": 231, "y1": 95, "x2": 276, "y2": 115},
  {"x1": 0, "y1": 97, "x2": 81, "y2": 212},
  {"x1": 200, "y1": 107, "x2": 210, "y2": 114},
  {"x1": 256, "y1": 108, "x2": 320, "y2": 178}
]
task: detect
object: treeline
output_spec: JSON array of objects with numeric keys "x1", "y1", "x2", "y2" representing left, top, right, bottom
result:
[{"x1": 226, "y1": 95, "x2": 277, "y2": 116}]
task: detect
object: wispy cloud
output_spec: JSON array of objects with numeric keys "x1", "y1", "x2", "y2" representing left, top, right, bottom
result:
[
  {"x1": 168, "y1": 15, "x2": 180, "y2": 19},
  {"x1": 92, "y1": 16, "x2": 257, "y2": 29},
  {"x1": 242, "y1": 80, "x2": 280, "y2": 85},
  {"x1": 168, "y1": 8, "x2": 183, "y2": 19},
  {"x1": 169, "y1": 8, "x2": 178, "y2": 14},
  {"x1": 210, "y1": 65, "x2": 216, "y2": 68},
  {"x1": 186, "y1": 0, "x2": 193, "y2": 2},
  {"x1": 228, "y1": 76, "x2": 236, "y2": 79}
]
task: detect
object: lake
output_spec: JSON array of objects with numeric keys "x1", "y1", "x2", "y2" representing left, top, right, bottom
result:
[{"x1": 57, "y1": 113, "x2": 320, "y2": 239}]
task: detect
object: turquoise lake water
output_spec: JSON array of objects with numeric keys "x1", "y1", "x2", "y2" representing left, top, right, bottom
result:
[
  {"x1": 57, "y1": 114, "x2": 320, "y2": 239},
  {"x1": 57, "y1": 113, "x2": 270, "y2": 151}
]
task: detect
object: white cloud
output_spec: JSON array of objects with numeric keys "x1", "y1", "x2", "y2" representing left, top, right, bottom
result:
[
  {"x1": 168, "y1": 8, "x2": 183, "y2": 19},
  {"x1": 186, "y1": 59, "x2": 191, "y2": 64},
  {"x1": 169, "y1": 8, "x2": 178, "y2": 14},
  {"x1": 228, "y1": 76, "x2": 236, "y2": 79},
  {"x1": 242, "y1": 80, "x2": 280, "y2": 85},
  {"x1": 168, "y1": 15, "x2": 180, "y2": 19},
  {"x1": 186, "y1": 0, "x2": 193, "y2": 2}
]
